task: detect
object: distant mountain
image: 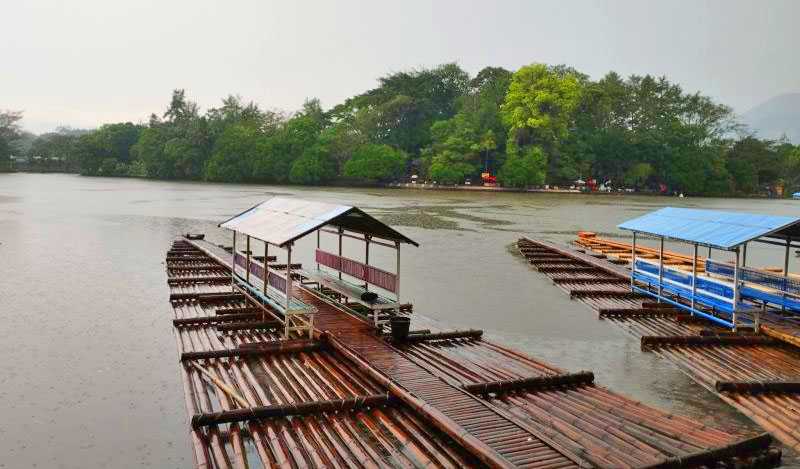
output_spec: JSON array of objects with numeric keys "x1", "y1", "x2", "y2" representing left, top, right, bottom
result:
[{"x1": 741, "y1": 93, "x2": 800, "y2": 143}]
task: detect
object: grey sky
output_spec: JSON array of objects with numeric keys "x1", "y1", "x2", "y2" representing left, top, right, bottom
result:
[{"x1": 3, "y1": 0, "x2": 798, "y2": 134}]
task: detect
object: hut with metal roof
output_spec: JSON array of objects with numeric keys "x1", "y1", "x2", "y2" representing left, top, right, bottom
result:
[
  {"x1": 618, "y1": 207, "x2": 800, "y2": 329},
  {"x1": 219, "y1": 197, "x2": 418, "y2": 336}
]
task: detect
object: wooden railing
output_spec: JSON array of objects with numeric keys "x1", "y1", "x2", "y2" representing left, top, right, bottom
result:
[
  {"x1": 234, "y1": 252, "x2": 286, "y2": 293},
  {"x1": 316, "y1": 249, "x2": 398, "y2": 293}
]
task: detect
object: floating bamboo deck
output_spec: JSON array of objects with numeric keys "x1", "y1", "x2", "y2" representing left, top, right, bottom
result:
[
  {"x1": 166, "y1": 237, "x2": 781, "y2": 468},
  {"x1": 574, "y1": 234, "x2": 800, "y2": 349},
  {"x1": 517, "y1": 237, "x2": 800, "y2": 453}
]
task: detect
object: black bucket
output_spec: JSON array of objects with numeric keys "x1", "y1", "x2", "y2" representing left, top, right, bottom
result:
[{"x1": 390, "y1": 316, "x2": 411, "y2": 341}]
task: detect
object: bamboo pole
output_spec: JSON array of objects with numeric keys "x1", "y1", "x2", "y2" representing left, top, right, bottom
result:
[{"x1": 190, "y1": 362, "x2": 250, "y2": 408}]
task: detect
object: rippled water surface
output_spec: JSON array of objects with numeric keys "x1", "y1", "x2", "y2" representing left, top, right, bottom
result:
[{"x1": 2, "y1": 173, "x2": 798, "y2": 468}]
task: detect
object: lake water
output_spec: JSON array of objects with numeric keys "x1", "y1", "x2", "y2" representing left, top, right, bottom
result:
[{"x1": 2, "y1": 173, "x2": 798, "y2": 468}]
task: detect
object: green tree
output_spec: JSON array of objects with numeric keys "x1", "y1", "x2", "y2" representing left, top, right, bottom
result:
[
  {"x1": 27, "y1": 130, "x2": 85, "y2": 172},
  {"x1": 429, "y1": 151, "x2": 476, "y2": 184},
  {"x1": 726, "y1": 137, "x2": 781, "y2": 194},
  {"x1": 343, "y1": 144, "x2": 407, "y2": 182},
  {"x1": 0, "y1": 110, "x2": 23, "y2": 170},
  {"x1": 501, "y1": 64, "x2": 583, "y2": 144},
  {"x1": 95, "y1": 123, "x2": 142, "y2": 163},
  {"x1": 624, "y1": 162, "x2": 654, "y2": 189},
  {"x1": 500, "y1": 64, "x2": 584, "y2": 183},
  {"x1": 288, "y1": 143, "x2": 336, "y2": 185},
  {"x1": 131, "y1": 123, "x2": 170, "y2": 178},
  {"x1": 205, "y1": 124, "x2": 259, "y2": 182},
  {"x1": 74, "y1": 132, "x2": 109, "y2": 176},
  {"x1": 252, "y1": 103, "x2": 326, "y2": 183},
  {"x1": 780, "y1": 144, "x2": 800, "y2": 194},
  {"x1": 331, "y1": 63, "x2": 469, "y2": 155},
  {"x1": 425, "y1": 114, "x2": 483, "y2": 183},
  {"x1": 498, "y1": 145, "x2": 547, "y2": 188}
]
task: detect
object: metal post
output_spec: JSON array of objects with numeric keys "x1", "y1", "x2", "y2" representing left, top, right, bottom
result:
[
  {"x1": 658, "y1": 237, "x2": 664, "y2": 301},
  {"x1": 245, "y1": 235, "x2": 251, "y2": 283},
  {"x1": 395, "y1": 241, "x2": 401, "y2": 302},
  {"x1": 338, "y1": 228, "x2": 343, "y2": 280},
  {"x1": 364, "y1": 235, "x2": 370, "y2": 291},
  {"x1": 631, "y1": 232, "x2": 637, "y2": 290},
  {"x1": 286, "y1": 245, "x2": 292, "y2": 313},
  {"x1": 733, "y1": 248, "x2": 740, "y2": 331},
  {"x1": 784, "y1": 238, "x2": 791, "y2": 311},
  {"x1": 316, "y1": 230, "x2": 320, "y2": 270},
  {"x1": 742, "y1": 242, "x2": 748, "y2": 267},
  {"x1": 691, "y1": 243, "x2": 698, "y2": 314},
  {"x1": 708, "y1": 246, "x2": 712, "y2": 258},
  {"x1": 264, "y1": 241, "x2": 269, "y2": 297},
  {"x1": 231, "y1": 231, "x2": 237, "y2": 290},
  {"x1": 786, "y1": 238, "x2": 792, "y2": 277}
]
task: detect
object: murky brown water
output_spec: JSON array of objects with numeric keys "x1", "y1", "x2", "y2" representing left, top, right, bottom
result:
[{"x1": 2, "y1": 173, "x2": 799, "y2": 468}]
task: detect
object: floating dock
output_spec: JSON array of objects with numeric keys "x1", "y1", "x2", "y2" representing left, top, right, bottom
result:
[
  {"x1": 517, "y1": 236, "x2": 800, "y2": 452},
  {"x1": 165, "y1": 235, "x2": 781, "y2": 468},
  {"x1": 575, "y1": 232, "x2": 800, "y2": 348}
]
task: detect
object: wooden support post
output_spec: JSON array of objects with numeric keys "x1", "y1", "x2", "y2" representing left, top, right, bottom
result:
[
  {"x1": 364, "y1": 235, "x2": 370, "y2": 291},
  {"x1": 630, "y1": 232, "x2": 637, "y2": 290},
  {"x1": 263, "y1": 241, "x2": 269, "y2": 296},
  {"x1": 231, "y1": 231, "x2": 236, "y2": 291},
  {"x1": 733, "y1": 248, "x2": 740, "y2": 331},
  {"x1": 338, "y1": 228, "x2": 343, "y2": 280},
  {"x1": 395, "y1": 241, "x2": 401, "y2": 302},
  {"x1": 742, "y1": 242, "x2": 748, "y2": 267},
  {"x1": 784, "y1": 238, "x2": 791, "y2": 311},
  {"x1": 286, "y1": 244, "x2": 292, "y2": 314},
  {"x1": 245, "y1": 235, "x2": 251, "y2": 283},
  {"x1": 658, "y1": 237, "x2": 664, "y2": 301},
  {"x1": 691, "y1": 243, "x2": 698, "y2": 314}
]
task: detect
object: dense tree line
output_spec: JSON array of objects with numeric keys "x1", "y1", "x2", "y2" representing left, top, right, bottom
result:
[{"x1": 9, "y1": 62, "x2": 800, "y2": 196}]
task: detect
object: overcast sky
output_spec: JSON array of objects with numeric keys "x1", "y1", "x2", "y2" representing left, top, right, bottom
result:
[{"x1": 3, "y1": 0, "x2": 798, "y2": 134}]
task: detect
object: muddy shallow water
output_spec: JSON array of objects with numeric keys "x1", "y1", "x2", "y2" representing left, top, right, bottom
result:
[{"x1": 1, "y1": 173, "x2": 798, "y2": 468}]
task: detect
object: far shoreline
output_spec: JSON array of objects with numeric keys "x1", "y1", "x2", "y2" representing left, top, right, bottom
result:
[{"x1": 2, "y1": 170, "x2": 792, "y2": 200}]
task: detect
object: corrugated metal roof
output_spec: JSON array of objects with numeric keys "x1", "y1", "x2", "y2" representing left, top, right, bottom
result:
[
  {"x1": 219, "y1": 197, "x2": 419, "y2": 247},
  {"x1": 618, "y1": 207, "x2": 800, "y2": 250}
]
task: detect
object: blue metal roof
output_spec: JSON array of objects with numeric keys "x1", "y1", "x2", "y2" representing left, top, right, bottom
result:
[{"x1": 618, "y1": 207, "x2": 800, "y2": 250}]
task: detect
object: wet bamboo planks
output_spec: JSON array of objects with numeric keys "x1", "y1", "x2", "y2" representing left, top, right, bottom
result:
[
  {"x1": 575, "y1": 234, "x2": 800, "y2": 348},
  {"x1": 518, "y1": 237, "x2": 800, "y2": 452},
  {"x1": 164, "y1": 237, "x2": 780, "y2": 468}
]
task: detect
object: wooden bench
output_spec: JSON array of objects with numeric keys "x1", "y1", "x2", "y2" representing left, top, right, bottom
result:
[
  {"x1": 305, "y1": 268, "x2": 399, "y2": 309},
  {"x1": 307, "y1": 249, "x2": 402, "y2": 327},
  {"x1": 231, "y1": 259, "x2": 316, "y2": 338}
]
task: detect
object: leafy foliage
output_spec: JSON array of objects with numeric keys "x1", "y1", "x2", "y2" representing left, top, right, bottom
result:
[
  {"x1": 343, "y1": 144, "x2": 407, "y2": 182},
  {"x1": 498, "y1": 145, "x2": 547, "y2": 188},
  {"x1": 17, "y1": 64, "x2": 800, "y2": 196},
  {"x1": 0, "y1": 110, "x2": 23, "y2": 170}
]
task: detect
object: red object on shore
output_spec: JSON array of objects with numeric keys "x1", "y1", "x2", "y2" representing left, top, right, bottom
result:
[{"x1": 481, "y1": 172, "x2": 496, "y2": 184}]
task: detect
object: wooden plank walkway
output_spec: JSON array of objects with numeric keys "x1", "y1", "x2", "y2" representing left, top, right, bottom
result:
[
  {"x1": 190, "y1": 240, "x2": 580, "y2": 468},
  {"x1": 518, "y1": 237, "x2": 800, "y2": 452},
  {"x1": 168, "y1": 238, "x2": 781, "y2": 468},
  {"x1": 573, "y1": 235, "x2": 800, "y2": 348},
  {"x1": 297, "y1": 288, "x2": 582, "y2": 468}
]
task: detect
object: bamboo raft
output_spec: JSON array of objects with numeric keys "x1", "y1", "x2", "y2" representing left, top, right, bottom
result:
[
  {"x1": 574, "y1": 233, "x2": 707, "y2": 272},
  {"x1": 517, "y1": 237, "x2": 800, "y2": 453},
  {"x1": 574, "y1": 234, "x2": 800, "y2": 349},
  {"x1": 164, "y1": 237, "x2": 784, "y2": 468}
]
